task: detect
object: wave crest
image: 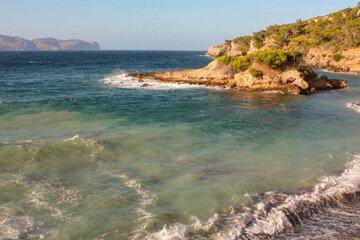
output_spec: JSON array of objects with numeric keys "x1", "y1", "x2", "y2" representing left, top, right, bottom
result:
[
  {"x1": 147, "y1": 155, "x2": 360, "y2": 239},
  {"x1": 102, "y1": 70, "x2": 213, "y2": 90},
  {"x1": 346, "y1": 101, "x2": 360, "y2": 113}
]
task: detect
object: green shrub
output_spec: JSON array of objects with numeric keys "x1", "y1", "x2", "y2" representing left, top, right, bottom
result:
[
  {"x1": 233, "y1": 36, "x2": 252, "y2": 53},
  {"x1": 217, "y1": 55, "x2": 235, "y2": 64},
  {"x1": 217, "y1": 54, "x2": 254, "y2": 72},
  {"x1": 333, "y1": 54, "x2": 343, "y2": 62},
  {"x1": 296, "y1": 65, "x2": 318, "y2": 79},
  {"x1": 252, "y1": 31, "x2": 266, "y2": 48},
  {"x1": 231, "y1": 54, "x2": 254, "y2": 71},
  {"x1": 249, "y1": 67, "x2": 263, "y2": 78},
  {"x1": 254, "y1": 50, "x2": 301, "y2": 68}
]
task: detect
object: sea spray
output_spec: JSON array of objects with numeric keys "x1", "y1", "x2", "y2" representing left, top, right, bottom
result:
[{"x1": 102, "y1": 69, "x2": 219, "y2": 90}]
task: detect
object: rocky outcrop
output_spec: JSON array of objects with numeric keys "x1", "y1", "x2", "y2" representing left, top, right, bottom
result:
[
  {"x1": 129, "y1": 60, "x2": 347, "y2": 95},
  {"x1": 0, "y1": 35, "x2": 100, "y2": 51},
  {"x1": 305, "y1": 47, "x2": 360, "y2": 74},
  {"x1": 207, "y1": 45, "x2": 229, "y2": 57},
  {"x1": 207, "y1": 41, "x2": 246, "y2": 57}
]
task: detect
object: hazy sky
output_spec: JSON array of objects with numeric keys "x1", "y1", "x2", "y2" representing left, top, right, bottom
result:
[{"x1": 0, "y1": 0, "x2": 358, "y2": 50}]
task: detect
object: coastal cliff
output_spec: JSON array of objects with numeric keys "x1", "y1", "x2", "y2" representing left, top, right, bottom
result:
[
  {"x1": 0, "y1": 35, "x2": 100, "y2": 51},
  {"x1": 207, "y1": 3, "x2": 360, "y2": 74}
]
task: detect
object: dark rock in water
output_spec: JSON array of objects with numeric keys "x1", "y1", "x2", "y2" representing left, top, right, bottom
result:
[{"x1": 141, "y1": 83, "x2": 149, "y2": 87}]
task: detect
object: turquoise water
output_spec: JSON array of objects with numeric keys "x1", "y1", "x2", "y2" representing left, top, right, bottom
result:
[{"x1": 0, "y1": 51, "x2": 360, "y2": 239}]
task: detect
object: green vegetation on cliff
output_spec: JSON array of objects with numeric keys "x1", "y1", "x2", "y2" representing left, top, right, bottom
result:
[
  {"x1": 218, "y1": 50, "x2": 302, "y2": 71},
  {"x1": 248, "y1": 67, "x2": 263, "y2": 78},
  {"x1": 218, "y1": 54, "x2": 253, "y2": 71},
  {"x1": 253, "y1": 50, "x2": 301, "y2": 68},
  {"x1": 224, "y1": 3, "x2": 360, "y2": 53}
]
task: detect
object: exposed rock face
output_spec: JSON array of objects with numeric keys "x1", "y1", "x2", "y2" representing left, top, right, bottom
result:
[
  {"x1": 129, "y1": 60, "x2": 347, "y2": 95},
  {"x1": 0, "y1": 35, "x2": 100, "y2": 51},
  {"x1": 207, "y1": 45, "x2": 228, "y2": 57},
  {"x1": 305, "y1": 47, "x2": 360, "y2": 73}
]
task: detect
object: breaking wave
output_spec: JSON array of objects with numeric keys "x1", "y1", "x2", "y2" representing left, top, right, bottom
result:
[
  {"x1": 102, "y1": 70, "x2": 215, "y2": 90},
  {"x1": 102, "y1": 170, "x2": 157, "y2": 240},
  {"x1": 148, "y1": 154, "x2": 360, "y2": 239},
  {"x1": 346, "y1": 101, "x2": 360, "y2": 113}
]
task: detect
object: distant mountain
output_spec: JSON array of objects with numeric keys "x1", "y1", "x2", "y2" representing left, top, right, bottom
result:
[{"x1": 0, "y1": 35, "x2": 100, "y2": 51}]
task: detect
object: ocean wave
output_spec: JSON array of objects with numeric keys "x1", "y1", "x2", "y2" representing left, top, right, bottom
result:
[
  {"x1": 346, "y1": 101, "x2": 360, "y2": 113},
  {"x1": 147, "y1": 154, "x2": 360, "y2": 240},
  {"x1": 101, "y1": 169, "x2": 157, "y2": 240},
  {"x1": 102, "y1": 70, "x2": 215, "y2": 90},
  {"x1": 199, "y1": 54, "x2": 214, "y2": 59}
]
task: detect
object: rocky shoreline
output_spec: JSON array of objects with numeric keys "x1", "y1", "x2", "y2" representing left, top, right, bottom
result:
[{"x1": 129, "y1": 57, "x2": 348, "y2": 95}]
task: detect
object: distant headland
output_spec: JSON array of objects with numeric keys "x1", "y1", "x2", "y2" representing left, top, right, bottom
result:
[{"x1": 0, "y1": 35, "x2": 100, "y2": 51}]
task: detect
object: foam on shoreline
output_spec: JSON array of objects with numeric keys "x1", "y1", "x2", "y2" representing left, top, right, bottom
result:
[
  {"x1": 147, "y1": 154, "x2": 360, "y2": 239},
  {"x1": 102, "y1": 70, "x2": 215, "y2": 90},
  {"x1": 102, "y1": 71, "x2": 211, "y2": 90}
]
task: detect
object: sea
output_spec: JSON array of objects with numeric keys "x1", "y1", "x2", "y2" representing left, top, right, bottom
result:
[{"x1": 1, "y1": 51, "x2": 360, "y2": 240}]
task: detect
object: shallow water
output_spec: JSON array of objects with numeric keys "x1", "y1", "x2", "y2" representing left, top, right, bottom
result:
[{"x1": 1, "y1": 51, "x2": 360, "y2": 239}]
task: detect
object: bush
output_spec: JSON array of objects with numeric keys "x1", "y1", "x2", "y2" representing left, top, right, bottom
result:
[
  {"x1": 217, "y1": 55, "x2": 235, "y2": 64},
  {"x1": 333, "y1": 54, "x2": 343, "y2": 62},
  {"x1": 249, "y1": 67, "x2": 263, "y2": 78},
  {"x1": 231, "y1": 54, "x2": 254, "y2": 71},
  {"x1": 233, "y1": 36, "x2": 252, "y2": 54},
  {"x1": 217, "y1": 54, "x2": 254, "y2": 72},
  {"x1": 253, "y1": 31, "x2": 266, "y2": 48},
  {"x1": 254, "y1": 50, "x2": 301, "y2": 68},
  {"x1": 296, "y1": 65, "x2": 318, "y2": 79}
]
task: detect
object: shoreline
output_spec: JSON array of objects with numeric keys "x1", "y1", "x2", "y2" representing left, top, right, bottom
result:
[
  {"x1": 317, "y1": 68, "x2": 360, "y2": 76},
  {"x1": 129, "y1": 54, "x2": 349, "y2": 95},
  {"x1": 148, "y1": 154, "x2": 360, "y2": 239}
]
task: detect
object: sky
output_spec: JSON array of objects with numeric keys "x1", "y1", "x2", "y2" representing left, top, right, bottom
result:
[{"x1": 0, "y1": 0, "x2": 358, "y2": 50}]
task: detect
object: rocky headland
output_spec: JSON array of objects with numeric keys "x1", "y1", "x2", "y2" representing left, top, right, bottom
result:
[
  {"x1": 129, "y1": 4, "x2": 360, "y2": 94},
  {"x1": 0, "y1": 35, "x2": 100, "y2": 51},
  {"x1": 207, "y1": 4, "x2": 360, "y2": 74},
  {"x1": 130, "y1": 50, "x2": 347, "y2": 94}
]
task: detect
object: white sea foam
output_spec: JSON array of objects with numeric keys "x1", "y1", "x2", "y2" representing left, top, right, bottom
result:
[
  {"x1": 147, "y1": 154, "x2": 360, "y2": 239},
  {"x1": 102, "y1": 70, "x2": 216, "y2": 90},
  {"x1": 63, "y1": 134, "x2": 104, "y2": 159},
  {"x1": 346, "y1": 101, "x2": 360, "y2": 113},
  {"x1": 101, "y1": 169, "x2": 157, "y2": 240},
  {"x1": 0, "y1": 207, "x2": 35, "y2": 240},
  {"x1": 28, "y1": 181, "x2": 81, "y2": 221}
]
